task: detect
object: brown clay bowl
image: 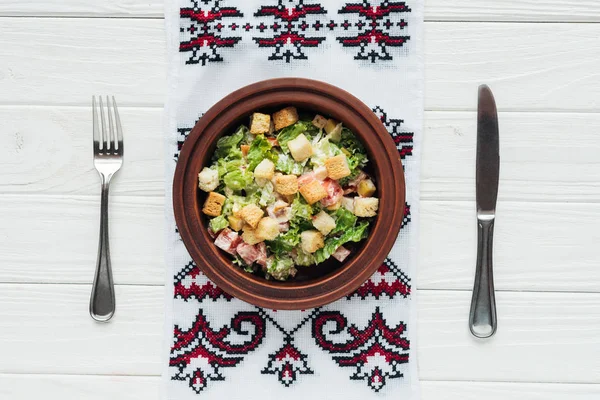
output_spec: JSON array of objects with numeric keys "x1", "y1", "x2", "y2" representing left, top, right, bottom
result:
[{"x1": 173, "y1": 78, "x2": 405, "y2": 310}]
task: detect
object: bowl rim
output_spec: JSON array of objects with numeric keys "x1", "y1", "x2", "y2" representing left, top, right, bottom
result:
[{"x1": 173, "y1": 77, "x2": 406, "y2": 309}]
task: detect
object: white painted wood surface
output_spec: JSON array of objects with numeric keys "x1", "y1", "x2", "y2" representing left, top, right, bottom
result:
[{"x1": 0, "y1": 0, "x2": 599, "y2": 398}]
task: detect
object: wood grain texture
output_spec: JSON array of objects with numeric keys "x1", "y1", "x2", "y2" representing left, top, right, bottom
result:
[
  {"x1": 420, "y1": 201, "x2": 600, "y2": 292},
  {"x1": 1, "y1": 375, "x2": 599, "y2": 400},
  {"x1": 0, "y1": 284, "x2": 163, "y2": 375},
  {"x1": 425, "y1": 0, "x2": 600, "y2": 22},
  {"x1": 0, "y1": 284, "x2": 598, "y2": 382},
  {"x1": 2, "y1": 195, "x2": 600, "y2": 292},
  {"x1": 1, "y1": 0, "x2": 599, "y2": 22},
  {"x1": 4, "y1": 107, "x2": 600, "y2": 202},
  {"x1": 0, "y1": 106, "x2": 164, "y2": 196},
  {"x1": 1, "y1": 19, "x2": 600, "y2": 111},
  {"x1": 0, "y1": 374, "x2": 161, "y2": 400},
  {"x1": 0, "y1": 195, "x2": 164, "y2": 284}
]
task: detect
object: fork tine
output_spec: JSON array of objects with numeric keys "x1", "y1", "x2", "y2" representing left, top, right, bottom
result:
[
  {"x1": 99, "y1": 96, "x2": 108, "y2": 151},
  {"x1": 112, "y1": 96, "x2": 124, "y2": 153},
  {"x1": 92, "y1": 96, "x2": 100, "y2": 153},
  {"x1": 106, "y1": 96, "x2": 116, "y2": 154}
]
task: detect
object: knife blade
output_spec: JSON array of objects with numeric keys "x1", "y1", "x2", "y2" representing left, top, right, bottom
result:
[{"x1": 469, "y1": 84, "x2": 499, "y2": 338}]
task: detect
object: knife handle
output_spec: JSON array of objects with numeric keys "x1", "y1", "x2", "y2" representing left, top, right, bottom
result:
[{"x1": 469, "y1": 216, "x2": 497, "y2": 338}]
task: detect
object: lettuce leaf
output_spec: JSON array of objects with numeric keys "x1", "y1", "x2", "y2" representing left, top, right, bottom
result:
[
  {"x1": 247, "y1": 135, "x2": 273, "y2": 171},
  {"x1": 310, "y1": 137, "x2": 341, "y2": 166},
  {"x1": 209, "y1": 215, "x2": 229, "y2": 233},
  {"x1": 330, "y1": 207, "x2": 357, "y2": 235},
  {"x1": 276, "y1": 152, "x2": 307, "y2": 175},
  {"x1": 314, "y1": 221, "x2": 369, "y2": 264},
  {"x1": 223, "y1": 169, "x2": 254, "y2": 191},
  {"x1": 214, "y1": 126, "x2": 246, "y2": 159},
  {"x1": 293, "y1": 249, "x2": 316, "y2": 266},
  {"x1": 266, "y1": 227, "x2": 301, "y2": 256},
  {"x1": 277, "y1": 121, "x2": 309, "y2": 152},
  {"x1": 266, "y1": 255, "x2": 297, "y2": 281},
  {"x1": 340, "y1": 127, "x2": 368, "y2": 171}
]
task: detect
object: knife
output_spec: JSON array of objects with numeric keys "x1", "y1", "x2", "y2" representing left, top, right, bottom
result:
[{"x1": 469, "y1": 84, "x2": 499, "y2": 338}]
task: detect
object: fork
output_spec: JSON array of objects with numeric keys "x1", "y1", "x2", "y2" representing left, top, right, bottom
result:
[{"x1": 90, "y1": 96, "x2": 123, "y2": 322}]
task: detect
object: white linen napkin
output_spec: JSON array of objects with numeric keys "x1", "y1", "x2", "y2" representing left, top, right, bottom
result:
[{"x1": 163, "y1": 1, "x2": 423, "y2": 398}]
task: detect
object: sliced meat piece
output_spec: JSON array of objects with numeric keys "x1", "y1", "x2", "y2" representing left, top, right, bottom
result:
[
  {"x1": 320, "y1": 178, "x2": 343, "y2": 207},
  {"x1": 332, "y1": 246, "x2": 351, "y2": 262},
  {"x1": 343, "y1": 170, "x2": 368, "y2": 194},
  {"x1": 278, "y1": 222, "x2": 290, "y2": 232},
  {"x1": 297, "y1": 173, "x2": 315, "y2": 188},
  {"x1": 236, "y1": 242, "x2": 260, "y2": 265},
  {"x1": 256, "y1": 242, "x2": 268, "y2": 267},
  {"x1": 267, "y1": 200, "x2": 293, "y2": 223},
  {"x1": 214, "y1": 228, "x2": 240, "y2": 255}
]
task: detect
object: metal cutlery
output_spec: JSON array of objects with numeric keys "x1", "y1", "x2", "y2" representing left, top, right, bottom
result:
[
  {"x1": 469, "y1": 85, "x2": 499, "y2": 338},
  {"x1": 90, "y1": 96, "x2": 123, "y2": 322}
]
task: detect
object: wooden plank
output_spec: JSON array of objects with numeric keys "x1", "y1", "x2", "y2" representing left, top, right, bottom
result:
[
  {"x1": 2, "y1": 195, "x2": 600, "y2": 292},
  {"x1": 420, "y1": 201, "x2": 600, "y2": 292},
  {"x1": 0, "y1": 195, "x2": 164, "y2": 284},
  {"x1": 1, "y1": 375, "x2": 599, "y2": 400},
  {"x1": 0, "y1": 374, "x2": 161, "y2": 400},
  {"x1": 425, "y1": 0, "x2": 600, "y2": 22},
  {"x1": 1, "y1": 19, "x2": 600, "y2": 111},
  {"x1": 421, "y1": 381, "x2": 600, "y2": 399},
  {"x1": 0, "y1": 106, "x2": 165, "y2": 196},
  {"x1": 3, "y1": 107, "x2": 600, "y2": 202},
  {"x1": 0, "y1": 284, "x2": 598, "y2": 383},
  {"x1": 1, "y1": 0, "x2": 600, "y2": 22}
]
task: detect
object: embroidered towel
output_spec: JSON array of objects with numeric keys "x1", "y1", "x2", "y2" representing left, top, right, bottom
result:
[{"x1": 164, "y1": 1, "x2": 423, "y2": 398}]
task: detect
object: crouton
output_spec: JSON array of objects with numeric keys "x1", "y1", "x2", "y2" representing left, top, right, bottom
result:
[
  {"x1": 357, "y1": 179, "x2": 376, "y2": 197},
  {"x1": 198, "y1": 167, "x2": 219, "y2": 192},
  {"x1": 273, "y1": 106, "x2": 299, "y2": 131},
  {"x1": 353, "y1": 197, "x2": 379, "y2": 217},
  {"x1": 240, "y1": 204, "x2": 264, "y2": 229},
  {"x1": 242, "y1": 228, "x2": 264, "y2": 245},
  {"x1": 241, "y1": 144, "x2": 250, "y2": 157},
  {"x1": 326, "y1": 199, "x2": 342, "y2": 211},
  {"x1": 313, "y1": 166, "x2": 328, "y2": 180},
  {"x1": 274, "y1": 174, "x2": 298, "y2": 195},
  {"x1": 299, "y1": 179, "x2": 328, "y2": 205},
  {"x1": 341, "y1": 196, "x2": 355, "y2": 213},
  {"x1": 327, "y1": 123, "x2": 342, "y2": 142},
  {"x1": 254, "y1": 159, "x2": 275, "y2": 180},
  {"x1": 256, "y1": 217, "x2": 280, "y2": 241},
  {"x1": 288, "y1": 133, "x2": 313, "y2": 162},
  {"x1": 300, "y1": 230, "x2": 325, "y2": 254},
  {"x1": 324, "y1": 119, "x2": 338, "y2": 134},
  {"x1": 228, "y1": 215, "x2": 244, "y2": 232},
  {"x1": 202, "y1": 192, "x2": 226, "y2": 217},
  {"x1": 312, "y1": 114, "x2": 328, "y2": 129},
  {"x1": 324, "y1": 154, "x2": 351, "y2": 180},
  {"x1": 250, "y1": 112, "x2": 271, "y2": 134},
  {"x1": 312, "y1": 211, "x2": 336, "y2": 236}
]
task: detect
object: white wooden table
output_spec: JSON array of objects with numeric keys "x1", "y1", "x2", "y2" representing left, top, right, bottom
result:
[{"x1": 1, "y1": 1, "x2": 600, "y2": 399}]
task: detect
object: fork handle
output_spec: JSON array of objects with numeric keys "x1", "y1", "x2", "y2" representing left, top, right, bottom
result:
[
  {"x1": 469, "y1": 217, "x2": 497, "y2": 338},
  {"x1": 90, "y1": 175, "x2": 116, "y2": 322}
]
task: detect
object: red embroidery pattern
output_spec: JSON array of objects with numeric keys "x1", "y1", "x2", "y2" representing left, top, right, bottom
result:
[
  {"x1": 337, "y1": 1, "x2": 410, "y2": 62},
  {"x1": 179, "y1": 1, "x2": 244, "y2": 65},
  {"x1": 253, "y1": 1, "x2": 327, "y2": 62},
  {"x1": 174, "y1": 262, "x2": 233, "y2": 301},
  {"x1": 179, "y1": 1, "x2": 412, "y2": 64},
  {"x1": 312, "y1": 308, "x2": 410, "y2": 392},
  {"x1": 262, "y1": 340, "x2": 314, "y2": 386},
  {"x1": 170, "y1": 310, "x2": 266, "y2": 393},
  {"x1": 350, "y1": 258, "x2": 411, "y2": 300}
]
